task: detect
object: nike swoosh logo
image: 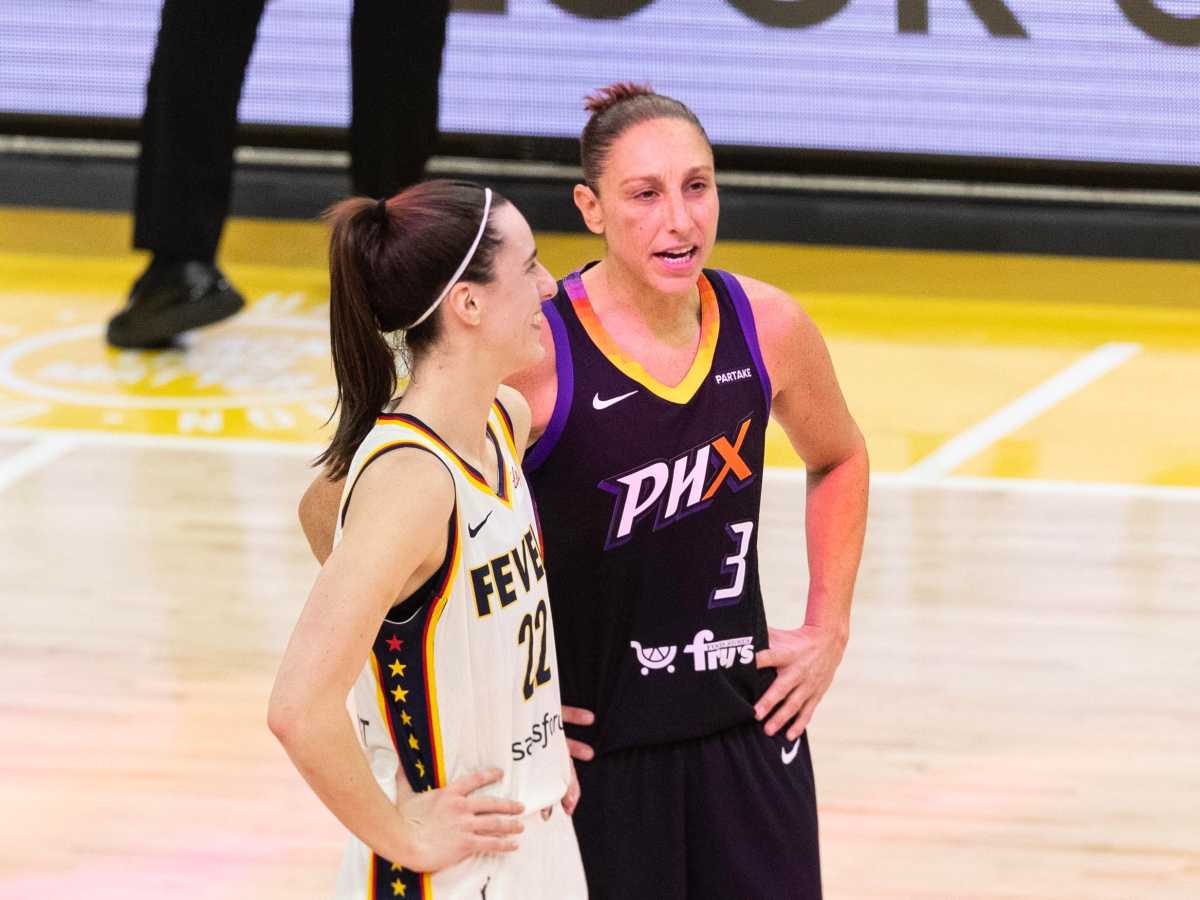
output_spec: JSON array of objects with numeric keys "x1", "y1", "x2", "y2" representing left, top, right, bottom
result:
[
  {"x1": 592, "y1": 390, "x2": 638, "y2": 410},
  {"x1": 781, "y1": 736, "x2": 801, "y2": 766},
  {"x1": 467, "y1": 511, "x2": 493, "y2": 538}
]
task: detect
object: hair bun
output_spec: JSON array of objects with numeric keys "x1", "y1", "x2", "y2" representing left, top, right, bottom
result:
[{"x1": 584, "y1": 82, "x2": 654, "y2": 116}]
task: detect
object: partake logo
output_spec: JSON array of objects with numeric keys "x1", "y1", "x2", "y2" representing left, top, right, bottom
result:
[
  {"x1": 598, "y1": 415, "x2": 756, "y2": 549},
  {"x1": 714, "y1": 367, "x2": 752, "y2": 385}
]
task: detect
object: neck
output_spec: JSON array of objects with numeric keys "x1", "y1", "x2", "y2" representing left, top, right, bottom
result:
[
  {"x1": 587, "y1": 256, "x2": 699, "y2": 335},
  {"x1": 398, "y1": 345, "x2": 501, "y2": 465}
]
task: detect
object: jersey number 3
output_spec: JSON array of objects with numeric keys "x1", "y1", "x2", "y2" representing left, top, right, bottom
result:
[
  {"x1": 710, "y1": 521, "x2": 754, "y2": 608},
  {"x1": 518, "y1": 598, "x2": 553, "y2": 700}
]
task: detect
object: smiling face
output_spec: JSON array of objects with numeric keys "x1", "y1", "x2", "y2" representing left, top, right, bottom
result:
[
  {"x1": 575, "y1": 117, "x2": 719, "y2": 297},
  {"x1": 466, "y1": 202, "x2": 557, "y2": 376}
]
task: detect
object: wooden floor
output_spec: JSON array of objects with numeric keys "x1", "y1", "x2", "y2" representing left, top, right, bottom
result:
[{"x1": 2, "y1": 207, "x2": 1199, "y2": 898}]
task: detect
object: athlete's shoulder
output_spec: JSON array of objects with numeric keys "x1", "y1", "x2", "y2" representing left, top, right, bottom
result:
[
  {"x1": 344, "y1": 445, "x2": 455, "y2": 529},
  {"x1": 723, "y1": 272, "x2": 825, "y2": 398},
  {"x1": 705, "y1": 269, "x2": 808, "y2": 340},
  {"x1": 724, "y1": 272, "x2": 804, "y2": 324}
]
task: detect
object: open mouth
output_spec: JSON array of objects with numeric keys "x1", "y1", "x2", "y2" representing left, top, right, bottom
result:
[{"x1": 654, "y1": 245, "x2": 698, "y2": 268}]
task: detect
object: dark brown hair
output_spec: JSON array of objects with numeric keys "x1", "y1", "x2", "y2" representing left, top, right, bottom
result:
[
  {"x1": 580, "y1": 82, "x2": 711, "y2": 191},
  {"x1": 317, "y1": 179, "x2": 509, "y2": 479}
]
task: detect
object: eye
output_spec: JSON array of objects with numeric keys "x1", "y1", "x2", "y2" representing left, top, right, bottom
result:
[
  {"x1": 636, "y1": 190, "x2": 657, "y2": 200},
  {"x1": 688, "y1": 180, "x2": 708, "y2": 192}
]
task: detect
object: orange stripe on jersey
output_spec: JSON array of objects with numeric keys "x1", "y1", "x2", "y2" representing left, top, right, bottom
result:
[
  {"x1": 376, "y1": 415, "x2": 512, "y2": 508},
  {"x1": 368, "y1": 649, "x2": 404, "y2": 899},
  {"x1": 420, "y1": 513, "x2": 462, "y2": 791},
  {"x1": 415, "y1": 515, "x2": 460, "y2": 900},
  {"x1": 492, "y1": 400, "x2": 519, "y2": 459},
  {"x1": 569, "y1": 272, "x2": 720, "y2": 405},
  {"x1": 370, "y1": 652, "x2": 399, "y2": 757}
]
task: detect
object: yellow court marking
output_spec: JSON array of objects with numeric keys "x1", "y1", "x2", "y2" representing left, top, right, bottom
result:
[
  {"x1": 2, "y1": 206, "x2": 1198, "y2": 487},
  {"x1": 0, "y1": 251, "x2": 333, "y2": 443}
]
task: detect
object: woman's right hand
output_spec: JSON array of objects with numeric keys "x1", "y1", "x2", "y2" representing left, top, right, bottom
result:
[{"x1": 398, "y1": 768, "x2": 525, "y2": 873}]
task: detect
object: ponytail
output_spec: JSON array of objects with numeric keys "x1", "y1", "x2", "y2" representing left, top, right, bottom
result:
[
  {"x1": 315, "y1": 197, "x2": 399, "y2": 481},
  {"x1": 314, "y1": 181, "x2": 509, "y2": 480}
]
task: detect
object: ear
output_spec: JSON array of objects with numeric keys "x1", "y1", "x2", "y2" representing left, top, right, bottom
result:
[
  {"x1": 443, "y1": 281, "x2": 482, "y2": 327},
  {"x1": 573, "y1": 184, "x2": 605, "y2": 236}
]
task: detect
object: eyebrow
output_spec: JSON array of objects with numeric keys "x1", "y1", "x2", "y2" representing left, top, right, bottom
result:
[{"x1": 619, "y1": 166, "x2": 714, "y2": 188}]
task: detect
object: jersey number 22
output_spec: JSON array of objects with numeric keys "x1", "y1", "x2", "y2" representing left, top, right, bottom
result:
[{"x1": 517, "y1": 598, "x2": 553, "y2": 699}]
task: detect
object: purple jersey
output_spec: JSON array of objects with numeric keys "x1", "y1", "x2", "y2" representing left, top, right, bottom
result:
[{"x1": 526, "y1": 266, "x2": 773, "y2": 753}]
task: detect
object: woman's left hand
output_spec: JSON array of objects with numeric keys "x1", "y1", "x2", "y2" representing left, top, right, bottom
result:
[{"x1": 753, "y1": 624, "x2": 848, "y2": 741}]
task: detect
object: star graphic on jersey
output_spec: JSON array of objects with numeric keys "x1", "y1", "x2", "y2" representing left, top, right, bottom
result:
[
  {"x1": 415, "y1": 759, "x2": 426, "y2": 779},
  {"x1": 391, "y1": 685, "x2": 408, "y2": 703},
  {"x1": 391, "y1": 876, "x2": 407, "y2": 896},
  {"x1": 400, "y1": 710, "x2": 413, "y2": 726},
  {"x1": 408, "y1": 733, "x2": 420, "y2": 750},
  {"x1": 389, "y1": 659, "x2": 406, "y2": 678},
  {"x1": 390, "y1": 863, "x2": 401, "y2": 873},
  {"x1": 386, "y1": 636, "x2": 403, "y2": 652}
]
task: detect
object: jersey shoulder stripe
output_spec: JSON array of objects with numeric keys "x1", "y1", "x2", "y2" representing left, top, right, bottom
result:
[
  {"x1": 712, "y1": 269, "x2": 772, "y2": 412},
  {"x1": 563, "y1": 269, "x2": 721, "y2": 405},
  {"x1": 371, "y1": 412, "x2": 513, "y2": 507}
]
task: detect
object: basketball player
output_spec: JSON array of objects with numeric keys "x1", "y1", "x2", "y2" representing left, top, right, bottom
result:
[
  {"x1": 300, "y1": 87, "x2": 869, "y2": 898},
  {"x1": 269, "y1": 180, "x2": 587, "y2": 899}
]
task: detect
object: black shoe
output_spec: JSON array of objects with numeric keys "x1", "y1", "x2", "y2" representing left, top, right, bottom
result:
[{"x1": 106, "y1": 261, "x2": 245, "y2": 349}]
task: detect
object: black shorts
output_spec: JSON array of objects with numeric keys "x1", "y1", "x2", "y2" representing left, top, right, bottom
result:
[{"x1": 571, "y1": 721, "x2": 821, "y2": 899}]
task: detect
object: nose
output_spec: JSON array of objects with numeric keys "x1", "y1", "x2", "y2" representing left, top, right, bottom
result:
[
  {"x1": 536, "y1": 263, "x2": 556, "y2": 300},
  {"x1": 665, "y1": 190, "x2": 690, "y2": 234}
]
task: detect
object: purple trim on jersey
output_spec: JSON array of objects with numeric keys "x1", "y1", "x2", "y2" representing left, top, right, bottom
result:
[
  {"x1": 562, "y1": 269, "x2": 587, "y2": 302},
  {"x1": 524, "y1": 299, "x2": 574, "y2": 472},
  {"x1": 716, "y1": 270, "x2": 772, "y2": 413}
]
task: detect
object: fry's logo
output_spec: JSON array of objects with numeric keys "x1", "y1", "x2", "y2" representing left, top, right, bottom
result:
[
  {"x1": 631, "y1": 629, "x2": 755, "y2": 676},
  {"x1": 599, "y1": 416, "x2": 756, "y2": 549}
]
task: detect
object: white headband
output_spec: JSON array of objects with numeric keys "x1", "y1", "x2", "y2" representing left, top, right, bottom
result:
[{"x1": 407, "y1": 187, "x2": 493, "y2": 329}]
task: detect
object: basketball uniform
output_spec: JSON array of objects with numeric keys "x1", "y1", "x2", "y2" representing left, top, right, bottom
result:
[
  {"x1": 332, "y1": 402, "x2": 587, "y2": 900},
  {"x1": 525, "y1": 268, "x2": 821, "y2": 899}
]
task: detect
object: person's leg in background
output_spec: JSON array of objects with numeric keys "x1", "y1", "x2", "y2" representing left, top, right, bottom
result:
[
  {"x1": 349, "y1": 0, "x2": 450, "y2": 199},
  {"x1": 108, "y1": 0, "x2": 268, "y2": 349}
]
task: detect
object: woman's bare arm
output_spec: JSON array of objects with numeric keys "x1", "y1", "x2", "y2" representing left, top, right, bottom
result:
[{"x1": 271, "y1": 450, "x2": 524, "y2": 871}]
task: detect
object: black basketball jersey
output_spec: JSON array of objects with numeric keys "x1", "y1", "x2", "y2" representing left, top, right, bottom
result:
[{"x1": 525, "y1": 266, "x2": 773, "y2": 754}]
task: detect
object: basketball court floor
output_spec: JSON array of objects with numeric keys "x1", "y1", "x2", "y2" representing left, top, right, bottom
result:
[{"x1": 2, "y1": 206, "x2": 1198, "y2": 898}]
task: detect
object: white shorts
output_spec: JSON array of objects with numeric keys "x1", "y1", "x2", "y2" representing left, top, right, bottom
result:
[{"x1": 334, "y1": 802, "x2": 587, "y2": 899}]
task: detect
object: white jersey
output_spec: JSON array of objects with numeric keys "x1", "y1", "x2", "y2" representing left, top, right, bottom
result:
[{"x1": 332, "y1": 401, "x2": 581, "y2": 900}]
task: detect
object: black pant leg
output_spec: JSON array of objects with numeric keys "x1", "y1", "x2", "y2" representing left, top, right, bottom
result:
[
  {"x1": 133, "y1": 0, "x2": 268, "y2": 262},
  {"x1": 572, "y1": 744, "x2": 688, "y2": 900},
  {"x1": 349, "y1": 0, "x2": 450, "y2": 198},
  {"x1": 686, "y1": 724, "x2": 823, "y2": 899}
]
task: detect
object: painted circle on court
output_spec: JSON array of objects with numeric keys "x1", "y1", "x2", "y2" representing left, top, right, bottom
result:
[{"x1": 0, "y1": 317, "x2": 334, "y2": 410}]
